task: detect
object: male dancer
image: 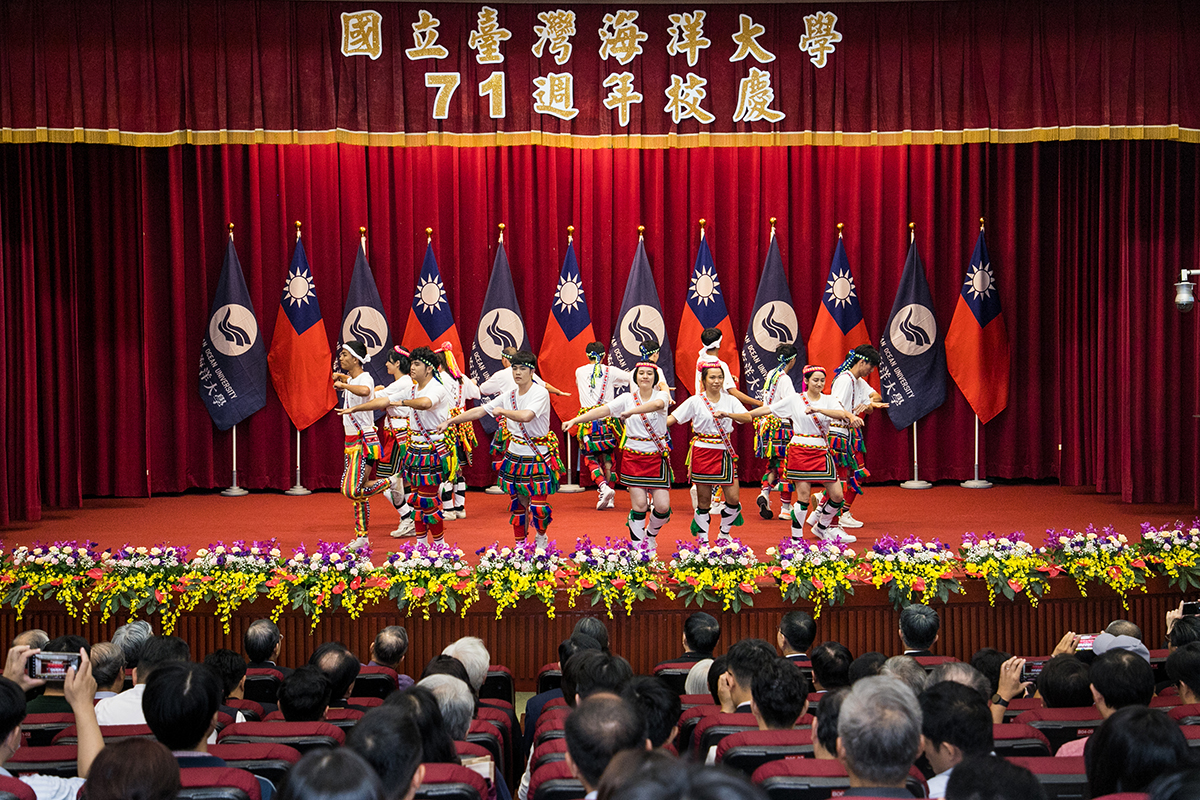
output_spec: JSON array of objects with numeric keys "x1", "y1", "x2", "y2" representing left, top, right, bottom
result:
[
  {"x1": 332, "y1": 341, "x2": 390, "y2": 544},
  {"x1": 397, "y1": 346, "x2": 453, "y2": 544},
  {"x1": 450, "y1": 351, "x2": 561, "y2": 548},
  {"x1": 377, "y1": 347, "x2": 416, "y2": 537},
  {"x1": 755, "y1": 344, "x2": 798, "y2": 521},
  {"x1": 573, "y1": 342, "x2": 632, "y2": 510},
  {"x1": 435, "y1": 343, "x2": 480, "y2": 520}
]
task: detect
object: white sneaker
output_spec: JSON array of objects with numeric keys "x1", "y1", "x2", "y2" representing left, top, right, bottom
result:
[
  {"x1": 454, "y1": 506, "x2": 466, "y2": 519},
  {"x1": 442, "y1": 508, "x2": 460, "y2": 521},
  {"x1": 484, "y1": 483, "x2": 505, "y2": 495},
  {"x1": 839, "y1": 510, "x2": 864, "y2": 528},
  {"x1": 534, "y1": 533, "x2": 549, "y2": 550},
  {"x1": 597, "y1": 484, "x2": 616, "y2": 510},
  {"x1": 806, "y1": 507, "x2": 821, "y2": 527},
  {"x1": 349, "y1": 535, "x2": 369, "y2": 551},
  {"x1": 606, "y1": 493, "x2": 615, "y2": 509},
  {"x1": 390, "y1": 519, "x2": 417, "y2": 538},
  {"x1": 779, "y1": 504, "x2": 793, "y2": 521},
  {"x1": 821, "y1": 528, "x2": 857, "y2": 545}
]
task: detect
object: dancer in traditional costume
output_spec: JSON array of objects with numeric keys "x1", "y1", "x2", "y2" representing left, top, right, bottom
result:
[
  {"x1": 435, "y1": 343, "x2": 480, "y2": 521},
  {"x1": 739, "y1": 365, "x2": 862, "y2": 545},
  {"x1": 690, "y1": 328, "x2": 759, "y2": 518},
  {"x1": 332, "y1": 341, "x2": 391, "y2": 544},
  {"x1": 563, "y1": 361, "x2": 670, "y2": 546},
  {"x1": 573, "y1": 342, "x2": 632, "y2": 510},
  {"x1": 754, "y1": 344, "x2": 798, "y2": 521},
  {"x1": 396, "y1": 346, "x2": 453, "y2": 544},
  {"x1": 670, "y1": 361, "x2": 748, "y2": 543},
  {"x1": 450, "y1": 351, "x2": 561, "y2": 548},
  {"x1": 478, "y1": 346, "x2": 570, "y2": 489},
  {"x1": 378, "y1": 348, "x2": 415, "y2": 537}
]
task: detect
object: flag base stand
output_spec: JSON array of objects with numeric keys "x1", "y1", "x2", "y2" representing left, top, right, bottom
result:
[
  {"x1": 285, "y1": 431, "x2": 312, "y2": 495},
  {"x1": 960, "y1": 479, "x2": 992, "y2": 489},
  {"x1": 558, "y1": 483, "x2": 585, "y2": 493},
  {"x1": 222, "y1": 429, "x2": 249, "y2": 496},
  {"x1": 221, "y1": 485, "x2": 249, "y2": 497},
  {"x1": 900, "y1": 423, "x2": 930, "y2": 489},
  {"x1": 900, "y1": 479, "x2": 932, "y2": 490},
  {"x1": 285, "y1": 484, "x2": 312, "y2": 496}
]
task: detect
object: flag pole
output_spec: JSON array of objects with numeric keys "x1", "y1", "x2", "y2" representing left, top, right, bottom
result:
[
  {"x1": 899, "y1": 223, "x2": 932, "y2": 490},
  {"x1": 218, "y1": 223, "x2": 250, "y2": 497},
  {"x1": 558, "y1": 223, "x2": 585, "y2": 494},
  {"x1": 283, "y1": 220, "x2": 314, "y2": 497},
  {"x1": 961, "y1": 415, "x2": 993, "y2": 489}
]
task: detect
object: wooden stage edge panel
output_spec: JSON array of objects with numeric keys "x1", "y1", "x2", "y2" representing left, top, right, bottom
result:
[{"x1": 3, "y1": 578, "x2": 1184, "y2": 691}]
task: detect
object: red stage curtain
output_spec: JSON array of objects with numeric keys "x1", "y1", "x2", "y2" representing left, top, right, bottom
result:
[{"x1": 0, "y1": 140, "x2": 1197, "y2": 524}]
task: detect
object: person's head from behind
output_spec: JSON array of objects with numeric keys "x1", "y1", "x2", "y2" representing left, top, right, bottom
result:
[
  {"x1": 84, "y1": 738, "x2": 180, "y2": 800},
  {"x1": 597, "y1": 750, "x2": 768, "y2": 800},
  {"x1": 1170, "y1": 617, "x2": 1200, "y2": 651},
  {"x1": 621, "y1": 676, "x2": 681, "y2": 749},
  {"x1": 810, "y1": 642, "x2": 852, "y2": 690},
  {"x1": 701, "y1": 328, "x2": 722, "y2": 351},
  {"x1": 899, "y1": 604, "x2": 940, "y2": 651},
  {"x1": 143, "y1": 661, "x2": 222, "y2": 751},
  {"x1": 245, "y1": 619, "x2": 282, "y2": 664},
  {"x1": 1106, "y1": 619, "x2": 1143, "y2": 640},
  {"x1": 724, "y1": 639, "x2": 777, "y2": 706},
  {"x1": 564, "y1": 695, "x2": 648, "y2": 792},
  {"x1": 136, "y1": 635, "x2": 190, "y2": 685},
  {"x1": 881, "y1": 655, "x2": 928, "y2": 698},
  {"x1": 559, "y1": 633, "x2": 602, "y2": 670},
  {"x1": 1090, "y1": 648, "x2": 1155, "y2": 716},
  {"x1": 0, "y1": 677, "x2": 27, "y2": 757},
  {"x1": 812, "y1": 687, "x2": 848, "y2": 760},
  {"x1": 706, "y1": 655, "x2": 729, "y2": 704},
  {"x1": 417, "y1": 674, "x2": 474, "y2": 741},
  {"x1": 422, "y1": 654, "x2": 473, "y2": 691},
  {"x1": 90, "y1": 642, "x2": 126, "y2": 695},
  {"x1": 574, "y1": 617, "x2": 610, "y2": 654},
  {"x1": 1037, "y1": 655, "x2": 1093, "y2": 708},
  {"x1": 969, "y1": 648, "x2": 1012, "y2": 696},
  {"x1": 279, "y1": 666, "x2": 332, "y2": 722},
  {"x1": 12, "y1": 629, "x2": 48, "y2": 650},
  {"x1": 1087, "y1": 705, "x2": 1192, "y2": 796},
  {"x1": 945, "y1": 755, "x2": 1048, "y2": 800},
  {"x1": 927, "y1": 662, "x2": 991, "y2": 704},
  {"x1": 112, "y1": 620, "x2": 153, "y2": 669},
  {"x1": 309, "y1": 641, "x2": 360, "y2": 700},
  {"x1": 848, "y1": 652, "x2": 887, "y2": 684},
  {"x1": 346, "y1": 707, "x2": 427, "y2": 800},
  {"x1": 685, "y1": 659, "x2": 713, "y2": 696},
  {"x1": 919, "y1": 681, "x2": 993, "y2": 776},
  {"x1": 837, "y1": 676, "x2": 922, "y2": 788},
  {"x1": 751, "y1": 657, "x2": 810, "y2": 730},
  {"x1": 383, "y1": 685, "x2": 459, "y2": 764},
  {"x1": 45, "y1": 634, "x2": 89, "y2": 657},
  {"x1": 570, "y1": 649, "x2": 634, "y2": 703},
  {"x1": 203, "y1": 648, "x2": 247, "y2": 700},
  {"x1": 1167, "y1": 641, "x2": 1200, "y2": 705},
  {"x1": 442, "y1": 636, "x2": 489, "y2": 693},
  {"x1": 778, "y1": 611, "x2": 816, "y2": 656},
  {"x1": 280, "y1": 748, "x2": 387, "y2": 800},
  {"x1": 371, "y1": 626, "x2": 409, "y2": 670},
  {"x1": 684, "y1": 612, "x2": 721, "y2": 655}
]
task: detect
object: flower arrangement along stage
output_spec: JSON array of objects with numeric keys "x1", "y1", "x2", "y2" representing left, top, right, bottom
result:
[{"x1": 0, "y1": 522, "x2": 1194, "y2": 627}]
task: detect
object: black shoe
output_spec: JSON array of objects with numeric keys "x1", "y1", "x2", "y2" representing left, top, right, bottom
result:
[{"x1": 757, "y1": 494, "x2": 772, "y2": 520}]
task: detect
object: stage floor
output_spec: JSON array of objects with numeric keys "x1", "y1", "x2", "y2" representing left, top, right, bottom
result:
[{"x1": 4, "y1": 483, "x2": 1195, "y2": 559}]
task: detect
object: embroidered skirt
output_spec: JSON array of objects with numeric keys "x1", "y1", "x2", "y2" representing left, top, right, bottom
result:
[
  {"x1": 576, "y1": 409, "x2": 622, "y2": 453},
  {"x1": 754, "y1": 415, "x2": 792, "y2": 460},
  {"x1": 617, "y1": 449, "x2": 673, "y2": 489},
  {"x1": 784, "y1": 441, "x2": 838, "y2": 482},
  {"x1": 402, "y1": 443, "x2": 451, "y2": 487},
  {"x1": 498, "y1": 452, "x2": 560, "y2": 496},
  {"x1": 686, "y1": 444, "x2": 735, "y2": 485},
  {"x1": 376, "y1": 427, "x2": 409, "y2": 478}
]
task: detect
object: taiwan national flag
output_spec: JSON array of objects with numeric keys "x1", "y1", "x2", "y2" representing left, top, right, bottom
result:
[
  {"x1": 540, "y1": 242, "x2": 596, "y2": 423},
  {"x1": 806, "y1": 235, "x2": 874, "y2": 386},
  {"x1": 340, "y1": 242, "x2": 393, "y2": 388},
  {"x1": 469, "y1": 241, "x2": 528, "y2": 384},
  {"x1": 267, "y1": 235, "x2": 336, "y2": 430},
  {"x1": 879, "y1": 238, "x2": 947, "y2": 430},
  {"x1": 741, "y1": 231, "x2": 802, "y2": 400},
  {"x1": 945, "y1": 229, "x2": 1010, "y2": 424},
  {"x1": 402, "y1": 242, "x2": 463, "y2": 358},
  {"x1": 676, "y1": 233, "x2": 739, "y2": 395},
  {"x1": 608, "y1": 238, "x2": 674, "y2": 393},
  {"x1": 199, "y1": 234, "x2": 268, "y2": 430}
]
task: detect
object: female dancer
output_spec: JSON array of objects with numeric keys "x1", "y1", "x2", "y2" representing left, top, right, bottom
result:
[
  {"x1": 435, "y1": 343, "x2": 480, "y2": 520},
  {"x1": 573, "y1": 342, "x2": 632, "y2": 510},
  {"x1": 754, "y1": 344, "x2": 798, "y2": 521}
]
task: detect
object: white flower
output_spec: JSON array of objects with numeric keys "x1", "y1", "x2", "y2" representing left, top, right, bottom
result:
[
  {"x1": 150, "y1": 547, "x2": 161, "y2": 556},
  {"x1": 270, "y1": 549, "x2": 281, "y2": 558}
]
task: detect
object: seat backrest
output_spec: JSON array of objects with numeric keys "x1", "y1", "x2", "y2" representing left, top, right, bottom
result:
[
  {"x1": 347, "y1": 696, "x2": 384, "y2": 710},
  {"x1": 680, "y1": 694, "x2": 714, "y2": 709},
  {"x1": 208, "y1": 742, "x2": 301, "y2": 787},
  {"x1": 3, "y1": 744, "x2": 79, "y2": 778},
  {"x1": 913, "y1": 656, "x2": 959, "y2": 672},
  {"x1": 52, "y1": 724, "x2": 155, "y2": 745},
  {"x1": 217, "y1": 721, "x2": 344, "y2": 754},
  {"x1": 1004, "y1": 696, "x2": 1045, "y2": 722},
  {"x1": 415, "y1": 763, "x2": 489, "y2": 800},
  {"x1": 177, "y1": 767, "x2": 262, "y2": 800},
  {"x1": 1006, "y1": 757, "x2": 1088, "y2": 800},
  {"x1": 1181, "y1": 725, "x2": 1200, "y2": 748},
  {"x1": 991, "y1": 724, "x2": 1053, "y2": 757},
  {"x1": 0, "y1": 776, "x2": 36, "y2": 800},
  {"x1": 466, "y1": 720, "x2": 504, "y2": 765},
  {"x1": 1149, "y1": 695, "x2": 1182, "y2": 708},
  {"x1": 717, "y1": 729, "x2": 814, "y2": 777},
  {"x1": 482, "y1": 665, "x2": 515, "y2": 705},
  {"x1": 531, "y1": 737, "x2": 570, "y2": 772},
  {"x1": 653, "y1": 661, "x2": 700, "y2": 695},
  {"x1": 529, "y1": 760, "x2": 586, "y2": 800},
  {"x1": 1090, "y1": 794, "x2": 1150, "y2": 800},
  {"x1": 223, "y1": 699, "x2": 264, "y2": 722},
  {"x1": 242, "y1": 670, "x2": 283, "y2": 705},
  {"x1": 692, "y1": 712, "x2": 759, "y2": 759},
  {"x1": 259, "y1": 708, "x2": 362, "y2": 730},
  {"x1": 454, "y1": 740, "x2": 493, "y2": 761},
  {"x1": 353, "y1": 665, "x2": 400, "y2": 699},
  {"x1": 1014, "y1": 707, "x2": 1104, "y2": 753},
  {"x1": 751, "y1": 757, "x2": 852, "y2": 800},
  {"x1": 676, "y1": 704, "x2": 720, "y2": 753},
  {"x1": 537, "y1": 663, "x2": 562, "y2": 694},
  {"x1": 20, "y1": 713, "x2": 75, "y2": 747}
]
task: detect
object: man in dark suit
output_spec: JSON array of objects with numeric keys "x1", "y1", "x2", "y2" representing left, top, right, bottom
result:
[
  {"x1": 656, "y1": 612, "x2": 721, "y2": 666},
  {"x1": 244, "y1": 619, "x2": 293, "y2": 676},
  {"x1": 899, "y1": 604, "x2": 940, "y2": 657},
  {"x1": 778, "y1": 611, "x2": 816, "y2": 663}
]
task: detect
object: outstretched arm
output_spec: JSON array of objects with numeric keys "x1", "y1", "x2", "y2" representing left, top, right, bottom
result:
[
  {"x1": 542, "y1": 381, "x2": 570, "y2": 397},
  {"x1": 438, "y1": 405, "x2": 489, "y2": 432},
  {"x1": 728, "y1": 388, "x2": 761, "y2": 409},
  {"x1": 618, "y1": 399, "x2": 666, "y2": 419},
  {"x1": 713, "y1": 408, "x2": 753, "y2": 424},
  {"x1": 562, "y1": 404, "x2": 613, "y2": 432}
]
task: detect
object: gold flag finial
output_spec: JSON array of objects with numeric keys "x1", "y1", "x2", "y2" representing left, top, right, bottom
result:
[
  {"x1": 837, "y1": 222, "x2": 844, "y2": 238},
  {"x1": 498, "y1": 222, "x2": 505, "y2": 244},
  {"x1": 638, "y1": 225, "x2": 645, "y2": 240},
  {"x1": 769, "y1": 217, "x2": 777, "y2": 236},
  {"x1": 908, "y1": 222, "x2": 915, "y2": 243},
  {"x1": 567, "y1": 225, "x2": 574, "y2": 244},
  {"x1": 979, "y1": 217, "x2": 985, "y2": 231},
  {"x1": 294, "y1": 220, "x2": 302, "y2": 240},
  {"x1": 426, "y1": 227, "x2": 433, "y2": 242},
  {"x1": 228, "y1": 222, "x2": 235, "y2": 239}
]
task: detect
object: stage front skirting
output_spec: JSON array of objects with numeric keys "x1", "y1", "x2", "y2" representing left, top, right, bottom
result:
[{"x1": 2, "y1": 577, "x2": 1181, "y2": 691}]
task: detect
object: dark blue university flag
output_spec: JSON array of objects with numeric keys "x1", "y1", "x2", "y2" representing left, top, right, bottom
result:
[{"x1": 879, "y1": 239, "x2": 946, "y2": 430}]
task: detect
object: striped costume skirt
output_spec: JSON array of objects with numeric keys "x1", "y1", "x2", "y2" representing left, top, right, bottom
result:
[
  {"x1": 617, "y1": 449, "x2": 673, "y2": 489},
  {"x1": 576, "y1": 408, "x2": 622, "y2": 453},
  {"x1": 754, "y1": 416, "x2": 793, "y2": 460},
  {"x1": 376, "y1": 427, "x2": 409, "y2": 478},
  {"x1": 402, "y1": 443, "x2": 451, "y2": 487},
  {"x1": 686, "y1": 444, "x2": 735, "y2": 485},
  {"x1": 784, "y1": 439, "x2": 838, "y2": 483},
  {"x1": 498, "y1": 452, "x2": 560, "y2": 497},
  {"x1": 448, "y1": 408, "x2": 477, "y2": 459},
  {"x1": 490, "y1": 426, "x2": 510, "y2": 457}
]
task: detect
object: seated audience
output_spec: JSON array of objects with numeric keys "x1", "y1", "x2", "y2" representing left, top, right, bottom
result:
[
  {"x1": 810, "y1": 642, "x2": 852, "y2": 692},
  {"x1": 927, "y1": 661, "x2": 991, "y2": 704},
  {"x1": 418, "y1": 674, "x2": 474, "y2": 741},
  {"x1": 385, "y1": 685, "x2": 461, "y2": 764},
  {"x1": 596, "y1": 749, "x2": 766, "y2": 800},
  {"x1": 143, "y1": 660, "x2": 274, "y2": 800},
  {"x1": 346, "y1": 707, "x2": 427, "y2": 800},
  {"x1": 423, "y1": 655, "x2": 475, "y2": 697},
  {"x1": 25, "y1": 634, "x2": 90, "y2": 713},
  {"x1": 920, "y1": 681, "x2": 994, "y2": 797},
  {"x1": 84, "y1": 738, "x2": 181, "y2": 800},
  {"x1": 11, "y1": 630, "x2": 48, "y2": 650},
  {"x1": 524, "y1": 634, "x2": 602, "y2": 750},
  {"x1": 95, "y1": 634, "x2": 189, "y2": 726},
  {"x1": 1167, "y1": 641, "x2": 1200, "y2": 704},
  {"x1": 1105, "y1": 619, "x2": 1143, "y2": 640},
  {"x1": 111, "y1": 620, "x2": 153, "y2": 671},
  {"x1": 574, "y1": 617, "x2": 611, "y2": 654},
  {"x1": 1036, "y1": 654, "x2": 1094, "y2": 708},
  {"x1": 751, "y1": 656, "x2": 810, "y2": 730},
  {"x1": 1168, "y1": 614, "x2": 1200, "y2": 651},
  {"x1": 204, "y1": 648, "x2": 249, "y2": 720},
  {"x1": 968, "y1": 648, "x2": 1011, "y2": 697},
  {"x1": 0, "y1": 645, "x2": 100, "y2": 798},
  {"x1": 309, "y1": 641, "x2": 360, "y2": 707},
  {"x1": 849, "y1": 652, "x2": 887, "y2": 684},
  {"x1": 279, "y1": 748, "x2": 387, "y2": 800},
  {"x1": 899, "y1": 604, "x2": 940, "y2": 656},
  {"x1": 837, "y1": 676, "x2": 922, "y2": 793},
  {"x1": 621, "y1": 676, "x2": 681, "y2": 749},
  {"x1": 443, "y1": 636, "x2": 490, "y2": 695},
  {"x1": 685, "y1": 659, "x2": 713, "y2": 696},
  {"x1": 1092, "y1": 631, "x2": 1151, "y2": 662},
  {"x1": 1058, "y1": 647, "x2": 1154, "y2": 757},
  {"x1": 1086, "y1": 706, "x2": 1195, "y2": 796},
  {"x1": 881, "y1": 655, "x2": 928, "y2": 698},
  {"x1": 368, "y1": 626, "x2": 414, "y2": 690},
  {"x1": 571, "y1": 650, "x2": 634, "y2": 703},
  {"x1": 90, "y1": 642, "x2": 126, "y2": 700},
  {"x1": 811, "y1": 687, "x2": 848, "y2": 760},
  {"x1": 777, "y1": 611, "x2": 816, "y2": 662},
  {"x1": 945, "y1": 755, "x2": 1048, "y2": 800},
  {"x1": 658, "y1": 612, "x2": 721, "y2": 664},
  {"x1": 564, "y1": 695, "x2": 648, "y2": 799},
  {"x1": 719, "y1": 639, "x2": 777, "y2": 713},
  {"x1": 245, "y1": 619, "x2": 292, "y2": 676},
  {"x1": 706, "y1": 655, "x2": 729, "y2": 704},
  {"x1": 279, "y1": 666, "x2": 332, "y2": 722}
]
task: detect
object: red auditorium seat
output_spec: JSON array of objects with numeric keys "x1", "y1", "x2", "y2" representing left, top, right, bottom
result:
[
  {"x1": 1003, "y1": 696, "x2": 1045, "y2": 721},
  {"x1": 416, "y1": 762, "x2": 489, "y2": 800},
  {"x1": 991, "y1": 723, "x2": 1053, "y2": 757},
  {"x1": 751, "y1": 758, "x2": 927, "y2": 800},
  {"x1": 177, "y1": 767, "x2": 262, "y2": 800},
  {"x1": 528, "y1": 760, "x2": 585, "y2": 800},
  {"x1": 454, "y1": 740, "x2": 493, "y2": 761},
  {"x1": 653, "y1": 661, "x2": 702, "y2": 695},
  {"x1": 913, "y1": 655, "x2": 960, "y2": 671},
  {"x1": 716, "y1": 729, "x2": 814, "y2": 776},
  {"x1": 530, "y1": 737, "x2": 569, "y2": 772},
  {"x1": 1089, "y1": 794, "x2": 1150, "y2": 800},
  {"x1": 261, "y1": 707, "x2": 363, "y2": 730},
  {"x1": 1006, "y1": 757, "x2": 1088, "y2": 800},
  {"x1": 52, "y1": 724, "x2": 154, "y2": 745},
  {"x1": 353, "y1": 665, "x2": 400, "y2": 699},
  {"x1": 19, "y1": 713, "x2": 75, "y2": 747},
  {"x1": 482, "y1": 665, "x2": 516, "y2": 705},
  {"x1": 1013, "y1": 707, "x2": 1104, "y2": 753},
  {"x1": 223, "y1": 699, "x2": 264, "y2": 721},
  {"x1": 1182, "y1": 725, "x2": 1200, "y2": 747},
  {"x1": 207, "y1": 742, "x2": 301, "y2": 787},
  {"x1": 0, "y1": 776, "x2": 36, "y2": 800},
  {"x1": 1149, "y1": 694, "x2": 1182, "y2": 708},
  {"x1": 676, "y1": 704, "x2": 720, "y2": 752},
  {"x1": 242, "y1": 668, "x2": 284, "y2": 706},
  {"x1": 467, "y1": 719, "x2": 505, "y2": 765},
  {"x1": 679, "y1": 694, "x2": 714, "y2": 709},
  {"x1": 536, "y1": 663, "x2": 562, "y2": 694},
  {"x1": 217, "y1": 721, "x2": 344, "y2": 753},
  {"x1": 346, "y1": 696, "x2": 383, "y2": 710},
  {"x1": 3, "y1": 745, "x2": 78, "y2": 777},
  {"x1": 691, "y1": 712, "x2": 758, "y2": 759},
  {"x1": 1169, "y1": 703, "x2": 1200, "y2": 725}
]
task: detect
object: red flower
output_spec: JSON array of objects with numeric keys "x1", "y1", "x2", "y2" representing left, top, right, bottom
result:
[
  {"x1": 154, "y1": 588, "x2": 166, "y2": 603},
  {"x1": 364, "y1": 576, "x2": 387, "y2": 589},
  {"x1": 738, "y1": 582, "x2": 755, "y2": 593},
  {"x1": 411, "y1": 587, "x2": 427, "y2": 598},
  {"x1": 780, "y1": 574, "x2": 796, "y2": 584},
  {"x1": 1008, "y1": 580, "x2": 1024, "y2": 593},
  {"x1": 350, "y1": 577, "x2": 362, "y2": 590},
  {"x1": 1131, "y1": 559, "x2": 1146, "y2": 569},
  {"x1": 811, "y1": 578, "x2": 824, "y2": 591},
  {"x1": 332, "y1": 581, "x2": 346, "y2": 595},
  {"x1": 315, "y1": 593, "x2": 326, "y2": 605},
  {"x1": 580, "y1": 579, "x2": 595, "y2": 589},
  {"x1": 911, "y1": 577, "x2": 926, "y2": 592},
  {"x1": 453, "y1": 581, "x2": 470, "y2": 591},
  {"x1": 685, "y1": 575, "x2": 699, "y2": 586},
  {"x1": 644, "y1": 581, "x2": 659, "y2": 592},
  {"x1": 456, "y1": 568, "x2": 472, "y2": 577},
  {"x1": 264, "y1": 579, "x2": 280, "y2": 588},
  {"x1": 86, "y1": 568, "x2": 103, "y2": 580},
  {"x1": 612, "y1": 579, "x2": 626, "y2": 590}
]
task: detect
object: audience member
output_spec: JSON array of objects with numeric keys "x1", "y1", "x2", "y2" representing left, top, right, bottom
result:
[
  {"x1": 837, "y1": 676, "x2": 922, "y2": 792},
  {"x1": 899, "y1": 604, "x2": 940, "y2": 655},
  {"x1": 920, "y1": 681, "x2": 994, "y2": 797},
  {"x1": 706, "y1": 655, "x2": 729, "y2": 704},
  {"x1": 95, "y1": 634, "x2": 189, "y2": 726},
  {"x1": 443, "y1": 636, "x2": 490, "y2": 695},
  {"x1": 368, "y1": 626, "x2": 414, "y2": 690},
  {"x1": 574, "y1": 617, "x2": 611, "y2": 654},
  {"x1": 777, "y1": 611, "x2": 816, "y2": 661},
  {"x1": 90, "y1": 642, "x2": 126, "y2": 699},
  {"x1": 685, "y1": 659, "x2": 713, "y2": 696},
  {"x1": 25, "y1": 634, "x2": 90, "y2": 713},
  {"x1": 1168, "y1": 615, "x2": 1200, "y2": 651},
  {"x1": 385, "y1": 685, "x2": 461, "y2": 764},
  {"x1": 204, "y1": 648, "x2": 249, "y2": 719},
  {"x1": 1036, "y1": 655, "x2": 1094, "y2": 708},
  {"x1": 245, "y1": 619, "x2": 292, "y2": 676},
  {"x1": 751, "y1": 656, "x2": 810, "y2": 730},
  {"x1": 11, "y1": 630, "x2": 48, "y2": 650},
  {"x1": 418, "y1": 674, "x2": 474, "y2": 740},
  {"x1": 1105, "y1": 619, "x2": 1143, "y2": 640},
  {"x1": 594, "y1": 748, "x2": 673, "y2": 800},
  {"x1": 1092, "y1": 631, "x2": 1151, "y2": 663},
  {"x1": 810, "y1": 642, "x2": 852, "y2": 692},
  {"x1": 571, "y1": 650, "x2": 634, "y2": 703},
  {"x1": 111, "y1": 620, "x2": 153, "y2": 670},
  {"x1": 279, "y1": 748, "x2": 386, "y2": 800},
  {"x1": 945, "y1": 755, "x2": 1047, "y2": 800},
  {"x1": 309, "y1": 641, "x2": 360, "y2": 706},
  {"x1": 1167, "y1": 641, "x2": 1200, "y2": 704},
  {"x1": 621, "y1": 676, "x2": 681, "y2": 749},
  {"x1": 279, "y1": 666, "x2": 332, "y2": 721},
  {"x1": 598, "y1": 749, "x2": 767, "y2": 800},
  {"x1": 1087, "y1": 706, "x2": 1194, "y2": 796},
  {"x1": 524, "y1": 634, "x2": 602, "y2": 749},
  {"x1": 927, "y1": 661, "x2": 991, "y2": 704},
  {"x1": 881, "y1": 655, "x2": 928, "y2": 698},
  {"x1": 719, "y1": 639, "x2": 776, "y2": 713},
  {"x1": 659, "y1": 612, "x2": 720, "y2": 664},
  {"x1": 346, "y1": 707, "x2": 427, "y2": 800},
  {"x1": 84, "y1": 738, "x2": 181, "y2": 800},
  {"x1": 811, "y1": 687, "x2": 848, "y2": 760},
  {"x1": 848, "y1": 652, "x2": 887, "y2": 684},
  {"x1": 564, "y1": 695, "x2": 648, "y2": 799},
  {"x1": 423, "y1": 654, "x2": 475, "y2": 693},
  {"x1": 1057, "y1": 648, "x2": 1155, "y2": 757},
  {"x1": 969, "y1": 648, "x2": 1011, "y2": 696}
]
